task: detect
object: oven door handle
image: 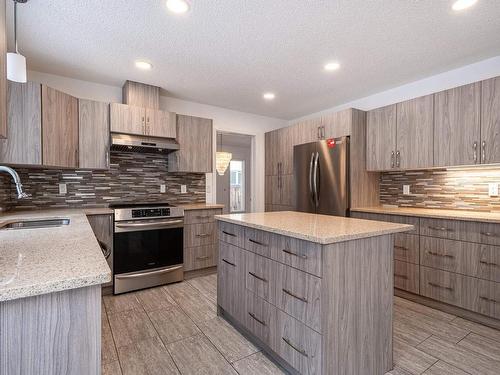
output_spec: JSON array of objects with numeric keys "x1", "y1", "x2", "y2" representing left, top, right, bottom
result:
[
  {"x1": 115, "y1": 265, "x2": 183, "y2": 280},
  {"x1": 115, "y1": 219, "x2": 184, "y2": 230}
]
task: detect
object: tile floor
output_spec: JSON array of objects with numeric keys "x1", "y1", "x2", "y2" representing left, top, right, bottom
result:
[{"x1": 102, "y1": 273, "x2": 500, "y2": 375}]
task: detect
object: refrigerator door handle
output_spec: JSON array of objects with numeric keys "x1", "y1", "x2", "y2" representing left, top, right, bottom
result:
[
  {"x1": 309, "y1": 153, "x2": 315, "y2": 203},
  {"x1": 313, "y1": 152, "x2": 319, "y2": 207}
]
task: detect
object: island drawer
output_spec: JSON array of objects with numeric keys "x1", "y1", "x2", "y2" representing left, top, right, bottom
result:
[
  {"x1": 184, "y1": 223, "x2": 215, "y2": 247},
  {"x1": 272, "y1": 235, "x2": 322, "y2": 277},
  {"x1": 244, "y1": 290, "x2": 277, "y2": 349},
  {"x1": 244, "y1": 227, "x2": 273, "y2": 258},
  {"x1": 184, "y1": 244, "x2": 217, "y2": 271},
  {"x1": 276, "y1": 309, "x2": 322, "y2": 375},
  {"x1": 420, "y1": 218, "x2": 500, "y2": 246},
  {"x1": 218, "y1": 221, "x2": 244, "y2": 248},
  {"x1": 351, "y1": 212, "x2": 419, "y2": 234},
  {"x1": 394, "y1": 233, "x2": 419, "y2": 264},
  {"x1": 218, "y1": 242, "x2": 245, "y2": 321},
  {"x1": 476, "y1": 279, "x2": 500, "y2": 319},
  {"x1": 394, "y1": 260, "x2": 419, "y2": 294},
  {"x1": 184, "y1": 208, "x2": 222, "y2": 225},
  {"x1": 245, "y1": 251, "x2": 277, "y2": 304},
  {"x1": 275, "y1": 263, "x2": 322, "y2": 333}
]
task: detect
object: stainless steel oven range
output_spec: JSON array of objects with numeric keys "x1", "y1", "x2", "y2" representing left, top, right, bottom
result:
[{"x1": 110, "y1": 202, "x2": 184, "y2": 294}]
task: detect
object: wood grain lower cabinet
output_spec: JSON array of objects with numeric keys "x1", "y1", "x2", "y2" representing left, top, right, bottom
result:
[
  {"x1": 79, "y1": 99, "x2": 110, "y2": 169},
  {"x1": 217, "y1": 241, "x2": 245, "y2": 321},
  {"x1": 87, "y1": 214, "x2": 113, "y2": 288},
  {"x1": 244, "y1": 290, "x2": 277, "y2": 348},
  {"x1": 394, "y1": 260, "x2": 419, "y2": 294},
  {"x1": 245, "y1": 251, "x2": 276, "y2": 304}
]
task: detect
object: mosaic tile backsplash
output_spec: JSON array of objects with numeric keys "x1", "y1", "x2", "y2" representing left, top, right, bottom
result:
[
  {"x1": 380, "y1": 168, "x2": 500, "y2": 212},
  {"x1": 0, "y1": 151, "x2": 205, "y2": 211}
]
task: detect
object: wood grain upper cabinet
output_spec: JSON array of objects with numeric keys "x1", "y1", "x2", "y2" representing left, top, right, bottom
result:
[
  {"x1": 322, "y1": 110, "x2": 351, "y2": 139},
  {"x1": 41, "y1": 85, "x2": 79, "y2": 168},
  {"x1": 481, "y1": 77, "x2": 500, "y2": 164},
  {"x1": 433, "y1": 82, "x2": 481, "y2": 167},
  {"x1": 122, "y1": 80, "x2": 159, "y2": 109},
  {"x1": 0, "y1": 0, "x2": 6, "y2": 139},
  {"x1": 366, "y1": 104, "x2": 397, "y2": 171},
  {"x1": 396, "y1": 94, "x2": 434, "y2": 169},
  {"x1": 110, "y1": 103, "x2": 144, "y2": 135},
  {"x1": 265, "y1": 130, "x2": 278, "y2": 176},
  {"x1": 79, "y1": 99, "x2": 110, "y2": 169},
  {"x1": 0, "y1": 81, "x2": 41, "y2": 165},
  {"x1": 145, "y1": 108, "x2": 176, "y2": 138},
  {"x1": 168, "y1": 114, "x2": 212, "y2": 173}
]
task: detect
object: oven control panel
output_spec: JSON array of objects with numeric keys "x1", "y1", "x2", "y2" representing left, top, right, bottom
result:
[{"x1": 131, "y1": 208, "x2": 170, "y2": 218}]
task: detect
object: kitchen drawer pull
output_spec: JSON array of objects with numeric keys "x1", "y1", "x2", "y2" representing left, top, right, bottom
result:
[
  {"x1": 282, "y1": 288, "x2": 308, "y2": 303},
  {"x1": 481, "y1": 232, "x2": 500, "y2": 238},
  {"x1": 282, "y1": 337, "x2": 309, "y2": 357},
  {"x1": 248, "y1": 312, "x2": 266, "y2": 326},
  {"x1": 248, "y1": 238, "x2": 268, "y2": 247},
  {"x1": 394, "y1": 246, "x2": 408, "y2": 251},
  {"x1": 428, "y1": 226, "x2": 455, "y2": 233},
  {"x1": 222, "y1": 259, "x2": 236, "y2": 267},
  {"x1": 196, "y1": 233, "x2": 212, "y2": 238},
  {"x1": 479, "y1": 296, "x2": 500, "y2": 304},
  {"x1": 222, "y1": 230, "x2": 236, "y2": 237},
  {"x1": 426, "y1": 251, "x2": 455, "y2": 259},
  {"x1": 196, "y1": 215, "x2": 211, "y2": 219},
  {"x1": 196, "y1": 255, "x2": 211, "y2": 261},
  {"x1": 394, "y1": 273, "x2": 408, "y2": 280},
  {"x1": 480, "y1": 260, "x2": 500, "y2": 267},
  {"x1": 428, "y1": 282, "x2": 454, "y2": 291},
  {"x1": 248, "y1": 271, "x2": 268, "y2": 283},
  {"x1": 282, "y1": 249, "x2": 307, "y2": 259}
]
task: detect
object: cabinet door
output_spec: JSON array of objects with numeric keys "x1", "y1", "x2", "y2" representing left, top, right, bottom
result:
[
  {"x1": 280, "y1": 174, "x2": 294, "y2": 207},
  {"x1": 42, "y1": 85, "x2": 79, "y2": 168},
  {"x1": 217, "y1": 241, "x2": 245, "y2": 321},
  {"x1": 0, "y1": 0, "x2": 6, "y2": 139},
  {"x1": 265, "y1": 130, "x2": 279, "y2": 175},
  {"x1": 168, "y1": 115, "x2": 212, "y2": 173},
  {"x1": 481, "y1": 77, "x2": 500, "y2": 164},
  {"x1": 322, "y1": 109, "x2": 352, "y2": 139},
  {"x1": 366, "y1": 104, "x2": 397, "y2": 171},
  {"x1": 145, "y1": 108, "x2": 176, "y2": 138},
  {"x1": 396, "y1": 95, "x2": 434, "y2": 169},
  {"x1": 0, "y1": 81, "x2": 41, "y2": 165},
  {"x1": 79, "y1": 99, "x2": 110, "y2": 169},
  {"x1": 293, "y1": 118, "x2": 322, "y2": 145},
  {"x1": 434, "y1": 82, "x2": 480, "y2": 167},
  {"x1": 278, "y1": 126, "x2": 296, "y2": 175},
  {"x1": 110, "y1": 103, "x2": 145, "y2": 135},
  {"x1": 87, "y1": 214, "x2": 113, "y2": 288}
]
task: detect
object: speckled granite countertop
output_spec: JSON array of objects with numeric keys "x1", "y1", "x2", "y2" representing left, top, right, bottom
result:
[
  {"x1": 351, "y1": 206, "x2": 500, "y2": 224},
  {"x1": 215, "y1": 211, "x2": 413, "y2": 244},
  {"x1": 0, "y1": 209, "x2": 111, "y2": 302}
]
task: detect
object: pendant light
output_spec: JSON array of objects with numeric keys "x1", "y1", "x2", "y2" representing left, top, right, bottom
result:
[
  {"x1": 216, "y1": 133, "x2": 232, "y2": 176},
  {"x1": 7, "y1": 0, "x2": 28, "y2": 83}
]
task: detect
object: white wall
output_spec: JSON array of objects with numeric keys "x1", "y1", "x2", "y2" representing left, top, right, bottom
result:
[
  {"x1": 28, "y1": 70, "x2": 287, "y2": 212},
  {"x1": 291, "y1": 55, "x2": 500, "y2": 123}
]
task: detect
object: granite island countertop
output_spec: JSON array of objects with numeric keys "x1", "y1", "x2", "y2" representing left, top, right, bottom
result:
[
  {"x1": 0, "y1": 209, "x2": 111, "y2": 302},
  {"x1": 215, "y1": 211, "x2": 413, "y2": 244}
]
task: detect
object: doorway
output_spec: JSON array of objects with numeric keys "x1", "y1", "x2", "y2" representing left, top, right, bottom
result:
[{"x1": 216, "y1": 132, "x2": 253, "y2": 214}]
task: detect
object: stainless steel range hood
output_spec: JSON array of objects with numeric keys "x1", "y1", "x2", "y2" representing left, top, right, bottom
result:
[{"x1": 111, "y1": 133, "x2": 180, "y2": 154}]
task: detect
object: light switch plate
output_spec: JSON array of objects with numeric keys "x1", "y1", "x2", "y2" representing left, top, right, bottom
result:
[
  {"x1": 403, "y1": 184, "x2": 411, "y2": 195},
  {"x1": 489, "y1": 183, "x2": 499, "y2": 197},
  {"x1": 59, "y1": 183, "x2": 67, "y2": 195},
  {"x1": 160, "y1": 184, "x2": 166, "y2": 193},
  {"x1": 181, "y1": 185, "x2": 187, "y2": 194}
]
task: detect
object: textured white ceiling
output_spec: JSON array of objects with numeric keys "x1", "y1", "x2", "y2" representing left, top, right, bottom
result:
[{"x1": 8, "y1": 0, "x2": 500, "y2": 119}]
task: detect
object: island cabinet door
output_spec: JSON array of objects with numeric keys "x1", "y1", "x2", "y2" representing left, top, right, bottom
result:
[{"x1": 217, "y1": 241, "x2": 245, "y2": 321}]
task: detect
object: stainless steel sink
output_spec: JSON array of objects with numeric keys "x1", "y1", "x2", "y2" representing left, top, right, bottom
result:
[{"x1": 0, "y1": 218, "x2": 70, "y2": 230}]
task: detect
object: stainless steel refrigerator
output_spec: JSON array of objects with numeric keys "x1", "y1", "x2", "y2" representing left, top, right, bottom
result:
[{"x1": 293, "y1": 136, "x2": 350, "y2": 216}]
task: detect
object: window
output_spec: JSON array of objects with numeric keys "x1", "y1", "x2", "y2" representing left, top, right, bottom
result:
[{"x1": 229, "y1": 160, "x2": 245, "y2": 212}]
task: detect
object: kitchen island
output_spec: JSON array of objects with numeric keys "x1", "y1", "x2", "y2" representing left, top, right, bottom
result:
[
  {"x1": 215, "y1": 211, "x2": 413, "y2": 375},
  {"x1": 0, "y1": 209, "x2": 111, "y2": 375}
]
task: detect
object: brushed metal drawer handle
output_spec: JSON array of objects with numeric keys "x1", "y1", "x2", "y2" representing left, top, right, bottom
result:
[
  {"x1": 222, "y1": 230, "x2": 236, "y2": 237},
  {"x1": 248, "y1": 312, "x2": 266, "y2": 326},
  {"x1": 428, "y1": 282, "x2": 454, "y2": 291},
  {"x1": 248, "y1": 271, "x2": 268, "y2": 283},
  {"x1": 196, "y1": 233, "x2": 212, "y2": 238},
  {"x1": 394, "y1": 246, "x2": 408, "y2": 251},
  {"x1": 282, "y1": 288, "x2": 308, "y2": 303},
  {"x1": 427, "y1": 251, "x2": 455, "y2": 259},
  {"x1": 479, "y1": 296, "x2": 500, "y2": 304},
  {"x1": 196, "y1": 255, "x2": 211, "y2": 261},
  {"x1": 282, "y1": 337, "x2": 309, "y2": 357},
  {"x1": 248, "y1": 238, "x2": 268, "y2": 247},
  {"x1": 428, "y1": 226, "x2": 455, "y2": 232},
  {"x1": 481, "y1": 232, "x2": 500, "y2": 238},
  {"x1": 196, "y1": 215, "x2": 211, "y2": 219},
  {"x1": 394, "y1": 273, "x2": 408, "y2": 280},
  {"x1": 222, "y1": 259, "x2": 236, "y2": 267},
  {"x1": 282, "y1": 249, "x2": 308, "y2": 259},
  {"x1": 480, "y1": 260, "x2": 500, "y2": 267}
]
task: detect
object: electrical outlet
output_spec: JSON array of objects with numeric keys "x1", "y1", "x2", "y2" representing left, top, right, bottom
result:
[
  {"x1": 403, "y1": 184, "x2": 411, "y2": 195},
  {"x1": 59, "y1": 183, "x2": 67, "y2": 195},
  {"x1": 181, "y1": 185, "x2": 187, "y2": 194},
  {"x1": 160, "y1": 184, "x2": 166, "y2": 193},
  {"x1": 489, "y1": 183, "x2": 499, "y2": 197}
]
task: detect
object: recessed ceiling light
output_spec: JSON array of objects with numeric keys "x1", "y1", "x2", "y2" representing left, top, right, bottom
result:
[
  {"x1": 166, "y1": 0, "x2": 190, "y2": 14},
  {"x1": 263, "y1": 93, "x2": 275, "y2": 100},
  {"x1": 135, "y1": 60, "x2": 152, "y2": 70},
  {"x1": 324, "y1": 62, "x2": 341, "y2": 71},
  {"x1": 452, "y1": 0, "x2": 478, "y2": 11}
]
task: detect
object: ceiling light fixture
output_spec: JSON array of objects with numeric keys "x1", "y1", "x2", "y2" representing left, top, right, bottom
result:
[
  {"x1": 135, "y1": 60, "x2": 153, "y2": 70},
  {"x1": 166, "y1": 0, "x2": 190, "y2": 14},
  {"x1": 7, "y1": 0, "x2": 28, "y2": 83},
  {"x1": 452, "y1": 0, "x2": 478, "y2": 11},
  {"x1": 324, "y1": 62, "x2": 341, "y2": 71},
  {"x1": 263, "y1": 92, "x2": 275, "y2": 100}
]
